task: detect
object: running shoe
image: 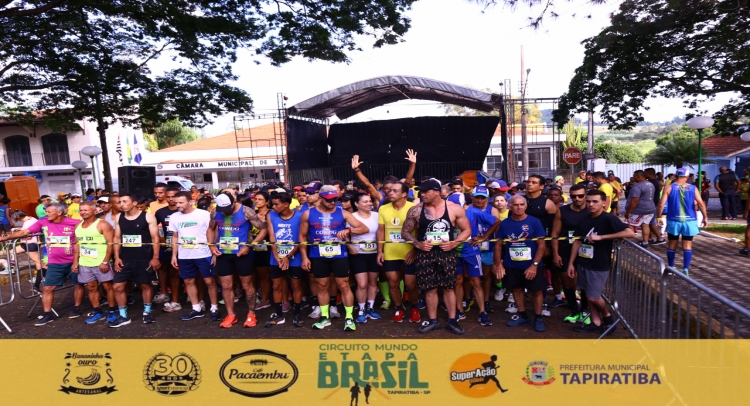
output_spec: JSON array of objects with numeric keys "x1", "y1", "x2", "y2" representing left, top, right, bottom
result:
[
  {"x1": 143, "y1": 312, "x2": 156, "y2": 324},
  {"x1": 256, "y1": 300, "x2": 271, "y2": 310},
  {"x1": 35, "y1": 313, "x2": 56, "y2": 326},
  {"x1": 505, "y1": 302, "x2": 518, "y2": 313},
  {"x1": 484, "y1": 301, "x2": 494, "y2": 313},
  {"x1": 380, "y1": 299, "x2": 390, "y2": 310},
  {"x1": 445, "y1": 321, "x2": 465, "y2": 335},
  {"x1": 541, "y1": 304, "x2": 551, "y2": 317},
  {"x1": 494, "y1": 288, "x2": 506, "y2": 301},
  {"x1": 329, "y1": 306, "x2": 341, "y2": 319},
  {"x1": 344, "y1": 318, "x2": 356, "y2": 331},
  {"x1": 180, "y1": 310, "x2": 205, "y2": 321},
  {"x1": 365, "y1": 308, "x2": 381, "y2": 320},
  {"x1": 356, "y1": 309, "x2": 367, "y2": 323},
  {"x1": 220, "y1": 314, "x2": 238, "y2": 328},
  {"x1": 163, "y1": 302, "x2": 182, "y2": 313},
  {"x1": 639, "y1": 241, "x2": 650, "y2": 248},
  {"x1": 309, "y1": 306, "x2": 321, "y2": 319},
  {"x1": 478, "y1": 311, "x2": 492, "y2": 326},
  {"x1": 313, "y1": 317, "x2": 331, "y2": 330},
  {"x1": 265, "y1": 313, "x2": 285, "y2": 327},
  {"x1": 574, "y1": 323, "x2": 604, "y2": 333},
  {"x1": 293, "y1": 314, "x2": 304, "y2": 327},
  {"x1": 153, "y1": 293, "x2": 169, "y2": 304},
  {"x1": 281, "y1": 302, "x2": 292, "y2": 313},
  {"x1": 85, "y1": 311, "x2": 105, "y2": 324},
  {"x1": 740, "y1": 248, "x2": 750, "y2": 256},
  {"x1": 210, "y1": 309, "x2": 221, "y2": 322},
  {"x1": 682, "y1": 268, "x2": 690, "y2": 276},
  {"x1": 564, "y1": 312, "x2": 583, "y2": 323},
  {"x1": 506, "y1": 315, "x2": 531, "y2": 327},
  {"x1": 244, "y1": 314, "x2": 257, "y2": 327},
  {"x1": 463, "y1": 299, "x2": 474, "y2": 313},
  {"x1": 650, "y1": 239, "x2": 666, "y2": 245},
  {"x1": 548, "y1": 298, "x2": 566, "y2": 308},
  {"x1": 392, "y1": 309, "x2": 405, "y2": 323},
  {"x1": 580, "y1": 311, "x2": 592, "y2": 325},
  {"x1": 534, "y1": 318, "x2": 546, "y2": 332},
  {"x1": 416, "y1": 299, "x2": 426, "y2": 310},
  {"x1": 409, "y1": 308, "x2": 421, "y2": 323},
  {"x1": 106, "y1": 311, "x2": 118, "y2": 323},
  {"x1": 127, "y1": 294, "x2": 135, "y2": 306},
  {"x1": 108, "y1": 315, "x2": 131, "y2": 328},
  {"x1": 456, "y1": 311, "x2": 466, "y2": 321},
  {"x1": 507, "y1": 293, "x2": 516, "y2": 303},
  {"x1": 418, "y1": 320, "x2": 440, "y2": 334},
  {"x1": 68, "y1": 306, "x2": 81, "y2": 319}
]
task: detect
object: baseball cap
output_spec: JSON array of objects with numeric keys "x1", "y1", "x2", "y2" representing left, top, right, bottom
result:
[
  {"x1": 304, "y1": 181, "x2": 322, "y2": 194},
  {"x1": 676, "y1": 168, "x2": 689, "y2": 177},
  {"x1": 495, "y1": 180, "x2": 511, "y2": 191},
  {"x1": 489, "y1": 181, "x2": 500, "y2": 189},
  {"x1": 293, "y1": 185, "x2": 302, "y2": 191},
  {"x1": 71, "y1": 193, "x2": 81, "y2": 197},
  {"x1": 215, "y1": 193, "x2": 235, "y2": 213},
  {"x1": 472, "y1": 186, "x2": 489, "y2": 197},
  {"x1": 510, "y1": 182, "x2": 519, "y2": 188},
  {"x1": 517, "y1": 183, "x2": 526, "y2": 191},
  {"x1": 319, "y1": 190, "x2": 339, "y2": 200},
  {"x1": 97, "y1": 196, "x2": 109, "y2": 203},
  {"x1": 418, "y1": 178, "x2": 442, "y2": 192},
  {"x1": 554, "y1": 175, "x2": 564, "y2": 183}
]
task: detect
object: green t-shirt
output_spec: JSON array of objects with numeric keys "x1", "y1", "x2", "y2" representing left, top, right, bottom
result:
[{"x1": 35, "y1": 203, "x2": 46, "y2": 219}]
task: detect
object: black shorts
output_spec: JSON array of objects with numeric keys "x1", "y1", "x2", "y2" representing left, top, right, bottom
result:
[
  {"x1": 1, "y1": 224, "x2": 11, "y2": 232},
  {"x1": 216, "y1": 254, "x2": 253, "y2": 277},
  {"x1": 270, "y1": 265, "x2": 304, "y2": 279},
  {"x1": 415, "y1": 249, "x2": 457, "y2": 291},
  {"x1": 503, "y1": 266, "x2": 548, "y2": 292},
  {"x1": 21, "y1": 243, "x2": 39, "y2": 252},
  {"x1": 113, "y1": 260, "x2": 155, "y2": 284},
  {"x1": 382, "y1": 259, "x2": 416, "y2": 275},
  {"x1": 252, "y1": 249, "x2": 270, "y2": 267},
  {"x1": 311, "y1": 257, "x2": 350, "y2": 279},
  {"x1": 349, "y1": 254, "x2": 379, "y2": 275}
]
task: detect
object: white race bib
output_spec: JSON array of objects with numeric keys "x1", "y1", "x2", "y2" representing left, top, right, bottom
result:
[
  {"x1": 165, "y1": 236, "x2": 172, "y2": 245},
  {"x1": 122, "y1": 235, "x2": 142, "y2": 247},
  {"x1": 568, "y1": 230, "x2": 575, "y2": 244},
  {"x1": 510, "y1": 247, "x2": 532, "y2": 261},
  {"x1": 81, "y1": 247, "x2": 98, "y2": 258},
  {"x1": 180, "y1": 236, "x2": 196, "y2": 249},
  {"x1": 579, "y1": 244, "x2": 594, "y2": 259},
  {"x1": 426, "y1": 231, "x2": 449, "y2": 245},
  {"x1": 480, "y1": 241, "x2": 490, "y2": 251},
  {"x1": 359, "y1": 242, "x2": 377, "y2": 253},
  {"x1": 219, "y1": 237, "x2": 239, "y2": 251},
  {"x1": 320, "y1": 243, "x2": 342, "y2": 257},
  {"x1": 277, "y1": 244, "x2": 294, "y2": 258},
  {"x1": 253, "y1": 242, "x2": 268, "y2": 251},
  {"x1": 48, "y1": 235, "x2": 70, "y2": 248},
  {"x1": 388, "y1": 231, "x2": 404, "y2": 242}
]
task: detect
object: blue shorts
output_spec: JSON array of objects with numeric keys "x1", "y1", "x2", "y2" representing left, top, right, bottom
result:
[
  {"x1": 456, "y1": 255, "x2": 483, "y2": 278},
  {"x1": 665, "y1": 221, "x2": 700, "y2": 237},
  {"x1": 480, "y1": 251, "x2": 494, "y2": 266},
  {"x1": 44, "y1": 263, "x2": 81, "y2": 287},
  {"x1": 178, "y1": 257, "x2": 214, "y2": 279}
]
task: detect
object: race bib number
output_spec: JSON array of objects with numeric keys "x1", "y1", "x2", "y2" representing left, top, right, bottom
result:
[
  {"x1": 579, "y1": 244, "x2": 594, "y2": 259},
  {"x1": 388, "y1": 231, "x2": 404, "y2": 242},
  {"x1": 360, "y1": 242, "x2": 377, "y2": 253},
  {"x1": 568, "y1": 230, "x2": 575, "y2": 244},
  {"x1": 510, "y1": 247, "x2": 532, "y2": 261},
  {"x1": 277, "y1": 244, "x2": 294, "y2": 258},
  {"x1": 180, "y1": 236, "x2": 196, "y2": 249},
  {"x1": 165, "y1": 236, "x2": 172, "y2": 245},
  {"x1": 48, "y1": 236, "x2": 70, "y2": 248},
  {"x1": 122, "y1": 235, "x2": 142, "y2": 247},
  {"x1": 480, "y1": 241, "x2": 490, "y2": 251},
  {"x1": 253, "y1": 242, "x2": 268, "y2": 251},
  {"x1": 219, "y1": 237, "x2": 239, "y2": 251},
  {"x1": 320, "y1": 243, "x2": 342, "y2": 257},
  {"x1": 426, "y1": 231, "x2": 449, "y2": 245},
  {"x1": 81, "y1": 247, "x2": 98, "y2": 258}
]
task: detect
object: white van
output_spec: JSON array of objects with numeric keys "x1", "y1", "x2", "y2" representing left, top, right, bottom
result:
[{"x1": 156, "y1": 175, "x2": 195, "y2": 191}]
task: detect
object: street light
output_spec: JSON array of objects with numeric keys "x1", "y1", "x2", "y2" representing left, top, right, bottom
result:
[
  {"x1": 686, "y1": 116, "x2": 714, "y2": 193},
  {"x1": 71, "y1": 160, "x2": 88, "y2": 196},
  {"x1": 81, "y1": 146, "x2": 103, "y2": 190}
]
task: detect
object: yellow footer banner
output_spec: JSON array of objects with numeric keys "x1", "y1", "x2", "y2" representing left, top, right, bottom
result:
[{"x1": 2, "y1": 339, "x2": 749, "y2": 404}]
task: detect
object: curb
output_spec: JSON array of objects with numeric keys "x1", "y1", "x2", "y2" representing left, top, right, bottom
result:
[{"x1": 699, "y1": 230, "x2": 740, "y2": 243}]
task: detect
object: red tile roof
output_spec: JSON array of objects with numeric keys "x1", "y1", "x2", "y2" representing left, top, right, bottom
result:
[
  {"x1": 158, "y1": 123, "x2": 282, "y2": 152},
  {"x1": 702, "y1": 135, "x2": 750, "y2": 158}
]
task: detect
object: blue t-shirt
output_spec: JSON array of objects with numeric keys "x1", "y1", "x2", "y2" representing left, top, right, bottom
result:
[
  {"x1": 457, "y1": 206, "x2": 497, "y2": 257},
  {"x1": 0, "y1": 205, "x2": 9, "y2": 225},
  {"x1": 497, "y1": 215, "x2": 546, "y2": 269}
]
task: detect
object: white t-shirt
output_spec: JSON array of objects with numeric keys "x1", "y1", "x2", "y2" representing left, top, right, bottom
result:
[
  {"x1": 348, "y1": 211, "x2": 379, "y2": 255},
  {"x1": 168, "y1": 209, "x2": 211, "y2": 259}
]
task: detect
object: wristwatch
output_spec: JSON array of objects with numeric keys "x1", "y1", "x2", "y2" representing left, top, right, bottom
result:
[{"x1": 532, "y1": 261, "x2": 539, "y2": 266}]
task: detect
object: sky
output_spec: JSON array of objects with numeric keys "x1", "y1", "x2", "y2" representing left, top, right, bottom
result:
[{"x1": 196, "y1": 0, "x2": 732, "y2": 137}]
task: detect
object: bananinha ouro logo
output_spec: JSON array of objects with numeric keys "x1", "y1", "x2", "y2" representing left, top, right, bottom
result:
[
  {"x1": 60, "y1": 352, "x2": 117, "y2": 395},
  {"x1": 219, "y1": 349, "x2": 299, "y2": 398}
]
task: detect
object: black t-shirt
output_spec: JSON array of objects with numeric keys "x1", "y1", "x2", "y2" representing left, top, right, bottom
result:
[
  {"x1": 155, "y1": 206, "x2": 179, "y2": 254},
  {"x1": 574, "y1": 212, "x2": 629, "y2": 270},
  {"x1": 558, "y1": 205, "x2": 590, "y2": 258},
  {"x1": 648, "y1": 179, "x2": 661, "y2": 205}
]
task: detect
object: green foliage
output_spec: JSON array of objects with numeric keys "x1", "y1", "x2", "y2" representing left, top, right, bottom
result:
[
  {"x1": 645, "y1": 138, "x2": 713, "y2": 168},
  {"x1": 594, "y1": 140, "x2": 643, "y2": 164},
  {"x1": 654, "y1": 124, "x2": 703, "y2": 147},
  {"x1": 149, "y1": 120, "x2": 203, "y2": 151}
]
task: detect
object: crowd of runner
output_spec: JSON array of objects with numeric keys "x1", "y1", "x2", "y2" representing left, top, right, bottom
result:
[{"x1": 0, "y1": 149, "x2": 715, "y2": 336}]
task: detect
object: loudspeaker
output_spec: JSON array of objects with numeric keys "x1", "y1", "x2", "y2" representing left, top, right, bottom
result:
[{"x1": 118, "y1": 166, "x2": 156, "y2": 199}]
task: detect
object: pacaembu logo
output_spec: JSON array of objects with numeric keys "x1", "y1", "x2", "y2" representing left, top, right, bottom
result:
[{"x1": 219, "y1": 349, "x2": 299, "y2": 398}]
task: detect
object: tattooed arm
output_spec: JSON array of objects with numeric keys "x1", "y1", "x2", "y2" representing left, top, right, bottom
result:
[
  {"x1": 402, "y1": 205, "x2": 430, "y2": 252},
  {"x1": 243, "y1": 206, "x2": 267, "y2": 229}
]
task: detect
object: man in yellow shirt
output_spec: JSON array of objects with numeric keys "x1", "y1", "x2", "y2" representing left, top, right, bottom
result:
[
  {"x1": 608, "y1": 174, "x2": 622, "y2": 215},
  {"x1": 593, "y1": 172, "x2": 615, "y2": 213},
  {"x1": 67, "y1": 193, "x2": 82, "y2": 219},
  {"x1": 574, "y1": 170, "x2": 587, "y2": 185},
  {"x1": 149, "y1": 183, "x2": 169, "y2": 213}
]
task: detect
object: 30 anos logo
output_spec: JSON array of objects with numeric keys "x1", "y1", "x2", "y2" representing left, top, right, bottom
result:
[
  {"x1": 219, "y1": 349, "x2": 298, "y2": 398},
  {"x1": 523, "y1": 361, "x2": 556, "y2": 387},
  {"x1": 60, "y1": 352, "x2": 117, "y2": 395},
  {"x1": 143, "y1": 353, "x2": 201, "y2": 396}
]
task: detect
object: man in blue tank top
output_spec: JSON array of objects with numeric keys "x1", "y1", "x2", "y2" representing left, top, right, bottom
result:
[
  {"x1": 657, "y1": 168, "x2": 708, "y2": 276},
  {"x1": 299, "y1": 185, "x2": 369, "y2": 331},
  {"x1": 267, "y1": 193, "x2": 305, "y2": 328}
]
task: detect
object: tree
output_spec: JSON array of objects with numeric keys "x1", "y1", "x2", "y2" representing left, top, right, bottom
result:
[
  {"x1": 593, "y1": 140, "x2": 642, "y2": 164},
  {"x1": 148, "y1": 120, "x2": 202, "y2": 151},
  {"x1": 552, "y1": 0, "x2": 750, "y2": 134},
  {"x1": 654, "y1": 124, "x2": 702, "y2": 147},
  {"x1": 645, "y1": 138, "x2": 712, "y2": 168},
  {"x1": 442, "y1": 89, "x2": 542, "y2": 124},
  {"x1": 0, "y1": 0, "x2": 416, "y2": 190}
]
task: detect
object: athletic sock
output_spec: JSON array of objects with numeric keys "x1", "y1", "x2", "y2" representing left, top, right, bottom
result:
[
  {"x1": 192, "y1": 304, "x2": 201, "y2": 312},
  {"x1": 358, "y1": 302, "x2": 365, "y2": 311},
  {"x1": 96, "y1": 306, "x2": 103, "y2": 314},
  {"x1": 579, "y1": 291, "x2": 589, "y2": 312},
  {"x1": 293, "y1": 303, "x2": 301, "y2": 316},
  {"x1": 210, "y1": 304, "x2": 218, "y2": 312},
  {"x1": 378, "y1": 281, "x2": 390, "y2": 302},
  {"x1": 683, "y1": 250, "x2": 693, "y2": 269},
  {"x1": 311, "y1": 295, "x2": 319, "y2": 306},
  {"x1": 345, "y1": 306, "x2": 353, "y2": 319},
  {"x1": 109, "y1": 306, "x2": 117, "y2": 313},
  {"x1": 518, "y1": 311, "x2": 529, "y2": 319},
  {"x1": 535, "y1": 314, "x2": 542, "y2": 321},
  {"x1": 118, "y1": 306, "x2": 128, "y2": 318},
  {"x1": 563, "y1": 288, "x2": 579, "y2": 313},
  {"x1": 367, "y1": 299, "x2": 375, "y2": 309},
  {"x1": 321, "y1": 304, "x2": 330, "y2": 318},
  {"x1": 274, "y1": 302, "x2": 282, "y2": 315},
  {"x1": 430, "y1": 318, "x2": 438, "y2": 324},
  {"x1": 395, "y1": 304, "x2": 405, "y2": 311},
  {"x1": 448, "y1": 317, "x2": 457, "y2": 324},
  {"x1": 144, "y1": 303, "x2": 152, "y2": 313},
  {"x1": 667, "y1": 249, "x2": 676, "y2": 267},
  {"x1": 330, "y1": 295, "x2": 337, "y2": 305}
]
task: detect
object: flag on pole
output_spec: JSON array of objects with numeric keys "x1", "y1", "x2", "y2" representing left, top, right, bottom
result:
[
  {"x1": 133, "y1": 134, "x2": 142, "y2": 164},
  {"x1": 116, "y1": 134, "x2": 123, "y2": 164},
  {"x1": 126, "y1": 134, "x2": 132, "y2": 164}
]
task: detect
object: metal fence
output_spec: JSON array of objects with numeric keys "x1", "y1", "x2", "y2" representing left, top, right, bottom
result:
[
  {"x1": 0, "y1": 151, "x2": 84, "y2": 168},
  {"x1": 604, "y1": 239, "x2": 750, "y2": 339}
]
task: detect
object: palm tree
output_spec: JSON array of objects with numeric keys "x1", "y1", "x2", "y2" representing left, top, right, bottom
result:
[{"x1": 644, "y1": 138, "x2": 713, "y2": 168}]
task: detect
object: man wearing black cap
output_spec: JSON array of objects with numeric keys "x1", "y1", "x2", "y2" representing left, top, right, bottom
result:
[{"x1": 401, "y1": 178, "x2": 471, "y2": 334}]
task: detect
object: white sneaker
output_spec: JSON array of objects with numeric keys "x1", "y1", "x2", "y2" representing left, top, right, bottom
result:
[
  {"x1": 507, "y1": 294, "x2": 516, "y2": 303},
  {"x1": 505, "y1": 302, "x2": 518, "y2": 313},
  {"x1": 330, "y1": 306, "x2": 341, "y2": 319},
  {"x1": 153, "y1": 293, "x2": 169, "y2": 304},
  {"x1": 199, "y1": 300, "x2": 206, "y2": 312},
  {"x1": 309, "y1": 306, "x2": 321, "y2": 319},
  {"x1": 494, "y1": 289, "x2": 506, "y2": 301},
  {"x1": 163, "y1": 302, "x2": 182, "y2": 313},
  {"x1": 541, "y1": 304, "x2": 551, "y2": 317}
]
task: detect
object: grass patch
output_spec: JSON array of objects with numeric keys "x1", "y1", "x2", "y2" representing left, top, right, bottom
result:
[{"x1": 702, "y1": 224, "x2": 745, "y2": 242}]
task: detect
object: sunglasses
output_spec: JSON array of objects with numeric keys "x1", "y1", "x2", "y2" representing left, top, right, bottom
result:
[{"x1": 570, "y1": 194, "x2": 586, "y2": 199}]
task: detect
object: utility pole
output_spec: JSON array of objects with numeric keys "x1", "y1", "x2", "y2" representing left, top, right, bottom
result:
[
  {"x1": 587, "y1": 111, "x2": 595, "y2": 170},
  {"x1": 520, "y1": 45, "x2": 529, "y2": 181}
]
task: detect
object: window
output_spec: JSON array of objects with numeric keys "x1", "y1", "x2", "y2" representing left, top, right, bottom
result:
[
  {"x1": 4, "y1": 135, "x2": 32, "y2": 166},
  {"x1": 486, "y1": 156, "x2": 503, "y2": 171},
  {"x1": 42, "y1": 133, "x2": 71, "y2": 165},
  {"x1": 513, "y1": 148, "x2": 550, "y2": 170}
]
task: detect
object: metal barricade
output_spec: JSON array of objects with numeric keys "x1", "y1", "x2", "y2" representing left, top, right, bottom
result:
[{"x1": 661, "y1": 267, "x2": 750, "y2": 338}]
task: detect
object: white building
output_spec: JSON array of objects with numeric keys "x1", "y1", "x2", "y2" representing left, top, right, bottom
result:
[{"x1": 485, "y1": 124, "x2": 564, "y2": 180}]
